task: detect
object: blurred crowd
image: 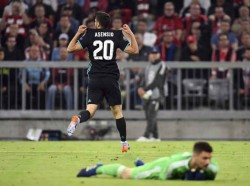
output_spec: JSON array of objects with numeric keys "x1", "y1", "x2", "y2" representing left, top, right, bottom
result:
[{"x1": 1, "y1": 0, "x2": 250, "y2": 110}]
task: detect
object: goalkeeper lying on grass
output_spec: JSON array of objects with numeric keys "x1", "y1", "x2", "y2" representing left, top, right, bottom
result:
[{"x1": 77, "y1": 141, "x2": 218, "y2": 180}]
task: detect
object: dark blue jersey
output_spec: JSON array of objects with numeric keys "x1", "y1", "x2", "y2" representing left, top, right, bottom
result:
[{"x1": 78, "y1": 28, "x2": 130, "y2": 79}]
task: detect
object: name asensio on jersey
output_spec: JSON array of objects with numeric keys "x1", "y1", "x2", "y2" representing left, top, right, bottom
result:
[{"x1": 95, "y1": 32, "x2": 114, "y2": 37}]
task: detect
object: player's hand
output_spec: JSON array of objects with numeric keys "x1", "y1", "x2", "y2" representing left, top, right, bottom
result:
[
  {"x1": 122, "y1": 24, "x2": 132, "y2": 35},
  {"x1": 25, "y1": 83, "x2": 32, "y2": 92},
  {"x1": 37, "y1": 81, "x2": 46, "y2": 91},
  {"x1": 138, "y1": 87, "x2": 145, "y2": 97},
  {"x1": 76, "y1": 25, "x2": 87, "y2": 36}
]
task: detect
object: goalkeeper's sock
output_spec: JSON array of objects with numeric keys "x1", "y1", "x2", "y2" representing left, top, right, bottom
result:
[
  {"x1": 116, "y1": 117, "x2": 126, "y2": 142},
  {"x1": 96, "y1": 164, "x2": 126, "y2": 177},
  {"x1": 77, "y1": 110, "x2": 90, "y2": 123}
]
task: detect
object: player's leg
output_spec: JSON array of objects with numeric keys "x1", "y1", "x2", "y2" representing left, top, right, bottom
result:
[
  {"x1": 130, "y1": 157, "x2": 168, "y2": 180},
  {"x1": 67, "y1": 104, "x2": 98, "y2": 136},
  {"x1": 104, "y1": 77, "x2": 129, "y2": 152},
  {"x1": 67, "y1": 78, "x2": 103, "y2": 136},
  {"x1": 110, "y1": 104, "x2": 129, "y2": 152},
  {"x1": 148, "y1": 101, "x2": 160, "y2": 141},
  {"x1": 83, "y1": 157, "x2": 168, "y2": 180},
  {"x1": 143, "y1": 101, "x2": 151, "y2": 138},
  {"x1": 77, "y1": 163, "x2": 132, "y2": 179}
]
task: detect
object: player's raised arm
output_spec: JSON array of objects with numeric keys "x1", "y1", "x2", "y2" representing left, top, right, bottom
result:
[
  {"x1": 122, "y1": 24, "x2": 139, "y2": 54},
  {"x1": 67, "y1": 25, "x2": 87, "y2": 53}
]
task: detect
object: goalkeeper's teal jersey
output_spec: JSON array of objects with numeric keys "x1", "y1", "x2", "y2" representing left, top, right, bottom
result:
[{"x1": 131, "y1": 152, "x2": 218, "y2": 180}]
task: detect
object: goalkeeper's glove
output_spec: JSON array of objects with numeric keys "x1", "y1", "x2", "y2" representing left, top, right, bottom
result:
[{"x1": 184, "y1": 169, "x2": 205, "y2": 181}]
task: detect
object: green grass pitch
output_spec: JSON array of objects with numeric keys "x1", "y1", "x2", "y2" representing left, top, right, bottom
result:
[{"x1": 0, "y1": 141, "x2": 249, "y2": 186}]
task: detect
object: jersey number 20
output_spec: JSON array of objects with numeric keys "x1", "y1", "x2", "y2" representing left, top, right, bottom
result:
[{"x1": 93, "y1": 40, "x2": 114, "y2": 60}]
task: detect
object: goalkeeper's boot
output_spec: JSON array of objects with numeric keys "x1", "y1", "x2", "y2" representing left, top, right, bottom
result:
[
  {"x1": 67, "y1": 115, "x2": 79, "y2": 136},
  {"x1": 121, "y1": 141, "x2": 130, "y2": 152},
  {"x1": 134, "y1": 159, "x2": 144, "y2": 167},
  {"x1": 77, "y1": 163, "x2": 103, "y2": 177}
]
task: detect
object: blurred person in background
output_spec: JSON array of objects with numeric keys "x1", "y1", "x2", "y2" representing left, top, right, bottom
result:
[
  {"x1": 211, "y1": 33, "x2": 245, "y2": 109},
  {"x1": 4, "y1": 35, "x2": 25, "y2": 62},
  {"x1": 208, "y1": 6, "x2": 231, "y2": 34},
  {"x1": 180, "y1": 0, "x2": 208, "y2": 18},
  {"x1": 0, "y1": 0, "x2": 30, "y2": 37},
  {"x1": 47, "y1": 47, "x2": 73, "y2": 110},
  {"x1": 208, "y1": 0, "x2": 234, "y2": 20},
  {"x1": 242, "y1": 47, "x2": 250, "y2": 98},
  {"x1": 211, "y1": 33, "x2": 236, "y2": 79},
  {"x1": 29, "y1": 4, "x2": 53, "y2": 35},
  {"x1": 182, "y1": 3, "x2": 207, "y2": 39},
  {"x1": 58, "y1": 4, "x2": 79, "y2": 33},
  {"x1": 153, "y1": 2, "x2": 183, "y2": 44},
  {"x1": 237, "y1": 32, "x2": 250, "y2": 60},
  {"x1": 51, "y1": 33, "x2": 73, "y2": 61},
  {"x1": 24, "y1": 29, "x2": 49, "y2": 60},
  {"x1": 190, "y1": 21, "x2": 211, "y2": 51},
  {"x1": 1, "y1": 36, "x2": 25, "y2": 109},
  {"x1": 127, "y1": 33, "x2": 151, "y2": 109},
  {"x1": 111, "y1": 16, "x2": 122, "y2": 30},
  {"x1": 181, "y1": 35, "x2": 209, "y2": 79},
  {"x1": 20, "y1": 45, "x2": 50, "y2": 109},
  {"x1": 232, "y1": 6, "x2": 250, "y2": 36},
  {"x1": 159, "y1": 30, "x2": 181, "y2": 62},
  {"x1": 0, "y1": 47, "x2": 7, "y2": 109},
  {"x1": 137, "y1": 47, "x2": 167, "y2": 142},
  {"x1": 1, "y1": 23, "x2": 25, "y2": 50},
  {"x1": 56, "y1": 0, "x2": 83, "y2": 23},
  {"x1": 211, "y1": 19, "x2": 238, "y2": 50},
  {"x1": 234, "y1": 0, "x2": 250, "y2": 18},
  {"x1": 28, "y1": 0, "x2": 55, "y2": 23},
  {"x1": 136, "y1": 19, "x2": 157, "y2": 47},
  {"x1": 156, "y1": 0, "x2": 183, "y2": 16},
  {"x1": 127, "y1": 33, "x2": 151, "y2": 62},
  {"x1": 53, "y1": 15, "x2": 75, "y2": 48},
  {"x1": 107, "y1": 0, "x2": 136, "y2": 24},
  {"x1": 37, "y1": 21, "x2": 53, "y2": 57}
]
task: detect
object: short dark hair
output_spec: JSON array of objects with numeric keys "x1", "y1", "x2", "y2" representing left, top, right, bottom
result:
[
  {"x1": 95, "y1": 11, "x2": 110, "y2": 28},
  {"x1": 193, "y1": 142, "x2": 213, "y2": 153}
]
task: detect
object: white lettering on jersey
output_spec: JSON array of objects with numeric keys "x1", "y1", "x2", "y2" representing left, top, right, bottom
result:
[{"x1": 95, "y1": 32, "x2": 114, "y2": 37}]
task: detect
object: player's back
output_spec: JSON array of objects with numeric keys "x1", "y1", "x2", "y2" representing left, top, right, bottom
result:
[{"x1": 78, "y1": 28, "x2": 129, "y2": 80}]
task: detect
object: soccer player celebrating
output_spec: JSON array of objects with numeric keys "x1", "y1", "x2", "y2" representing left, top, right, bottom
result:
[
  {"x1": 77, "y1": 141, "x2": 218, "y2": 180},
  {"x1": 66, "y1": 11, "x2": 139, "y2": 152}
]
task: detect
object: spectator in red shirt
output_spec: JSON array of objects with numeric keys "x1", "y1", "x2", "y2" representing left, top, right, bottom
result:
[
  {"x1": 211, "y1": 33, "x2": 236, "y2": 79},
  {"x1": 208, "y1": 6, "x2": 231, "y2": 34},
  {"x1": 153, "y1": 2, "x2": 183, "y2": 43},
  {"x1": 182, "y1": 3, "x2": 207, "y2": 39},
  {"x1": 0, "y1": 0, "x2": 30, "y2": 37},
  {"x1": 29, "y1": 4, "x2": 53, "y2": 35}
]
